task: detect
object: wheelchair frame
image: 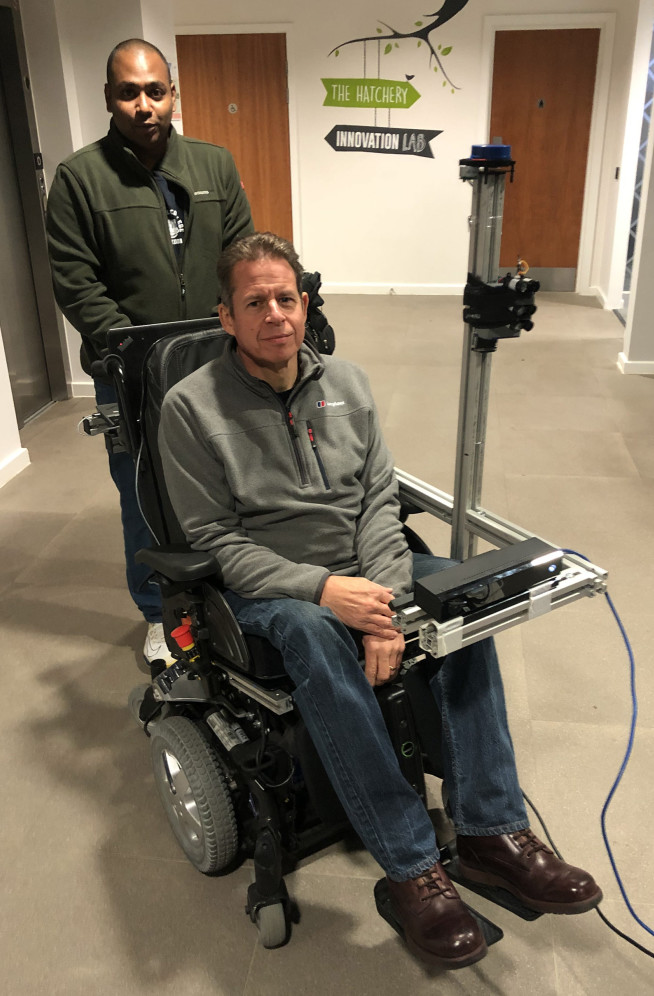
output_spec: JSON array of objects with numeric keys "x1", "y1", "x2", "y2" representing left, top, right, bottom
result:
[{"x1": 81, "y1": 148, "x2": 608, "y2": 952}]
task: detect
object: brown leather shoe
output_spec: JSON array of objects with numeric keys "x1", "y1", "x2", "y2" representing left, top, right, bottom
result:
[
  {"x1": 386, "y1": 862, "x2": 487, "y2": 969},
  {"x1": 457, "y1": 828, "x2": 602, "y2": 914}
]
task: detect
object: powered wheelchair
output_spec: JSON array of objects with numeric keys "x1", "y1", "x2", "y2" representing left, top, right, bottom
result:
[{"x1": 86, "y1": 295, "x2": 532, "y2": 952}]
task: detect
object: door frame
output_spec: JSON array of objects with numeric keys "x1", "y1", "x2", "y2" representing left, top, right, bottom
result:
[
  {"x1": 479, "y1": 12, "x2": 616, "y2": 299},
  {"x1": 0, "y1": 0, "x2": 68, "y2": 410},
  {"x1": 175, "y1": 22, "x2": 301, "y2": 254}
]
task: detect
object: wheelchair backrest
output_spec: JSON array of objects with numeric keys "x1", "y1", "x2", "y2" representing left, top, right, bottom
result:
[{"x1": 138, "y1": 327, "x2": 231, "y2": 546}]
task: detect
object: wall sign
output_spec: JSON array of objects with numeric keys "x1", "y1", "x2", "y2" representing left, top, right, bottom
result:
[
  {"x1": 323, "y1": 0, "x2": 470, "y2": 158},
  {"x1": 325, "y1": 125, "x2": 442, "y2": 158},
  {"x1": 322, "y1": 78, "x2": 421, "y2": 109}
]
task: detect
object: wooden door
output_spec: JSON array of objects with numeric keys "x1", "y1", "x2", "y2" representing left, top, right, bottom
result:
[
  {"x1": 490, "y1": 29, "x2": 600, "y2": 287},
  {"x1": 176, "y1": 33, "x2": 293, "y2": 240}
]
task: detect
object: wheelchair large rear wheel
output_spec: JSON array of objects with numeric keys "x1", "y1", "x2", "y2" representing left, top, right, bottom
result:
[{"x1": 150, "y1": 715, "x2": 238, "y2": 874}]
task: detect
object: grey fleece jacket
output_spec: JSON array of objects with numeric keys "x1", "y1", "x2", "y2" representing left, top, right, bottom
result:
[{"x1": 158, "y1": 337, "x2": 413, "y2": 602}]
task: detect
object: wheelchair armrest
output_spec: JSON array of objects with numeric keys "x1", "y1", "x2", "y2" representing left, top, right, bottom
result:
[{"x1": 135, "y1": 546, "x2": 219, "y2": 583}]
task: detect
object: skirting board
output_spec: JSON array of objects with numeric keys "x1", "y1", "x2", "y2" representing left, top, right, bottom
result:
[
  {"x1": 617, "y1": 352, "x2": 654, "y2": 375},
  {"x1": 0, "y1": 447, "x2": 30, "y2": 490},
  {"x1": 70, "y1": 380, "x2": 95, "y2": 398},
  {"x1": 321, "y1": 283, "x2": 466, "y2": 296},
  {"x1": 321, "y1": 283, "x2": 609, "y2": 304}
]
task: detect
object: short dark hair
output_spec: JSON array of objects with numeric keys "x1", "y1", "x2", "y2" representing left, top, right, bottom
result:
[
  {"x1": 217, "y1": 232, "x2": 304, "y2": 312},
  {"x1": 106, "y1": 39, "x2": 171, "y2": 85}
]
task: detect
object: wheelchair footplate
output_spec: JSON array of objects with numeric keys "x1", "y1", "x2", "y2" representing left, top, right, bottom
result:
[
  {"x1": 440, "y1": 842, "x2": 543, "y2": 921},
  {"x1": 374, "y1": 877, "x2": 503, "y2": 949}
]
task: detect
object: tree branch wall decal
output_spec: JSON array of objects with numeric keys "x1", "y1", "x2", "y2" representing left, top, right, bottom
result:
[{"x1": 329, "y1": 0, "x2": 470, "y2": 91}]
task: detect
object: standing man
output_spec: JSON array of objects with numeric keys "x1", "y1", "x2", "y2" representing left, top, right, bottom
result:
[{"x1": 46, "y1": 39, "x2": 254, "y2": 668}]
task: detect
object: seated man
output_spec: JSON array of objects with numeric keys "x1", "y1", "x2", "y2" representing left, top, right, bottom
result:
[{"x1": 158, "y1": 232, "x2": 601, "y2": 969}]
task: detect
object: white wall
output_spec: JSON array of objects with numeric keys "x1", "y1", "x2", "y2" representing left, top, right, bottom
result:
[{"x1": 174, "y1": 0, "x2": 639, "y2": 302}]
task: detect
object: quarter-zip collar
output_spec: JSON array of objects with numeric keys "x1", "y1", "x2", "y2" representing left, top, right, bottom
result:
[{"x1": 225, "y1": 336, "x2": 325, "y2": 400}]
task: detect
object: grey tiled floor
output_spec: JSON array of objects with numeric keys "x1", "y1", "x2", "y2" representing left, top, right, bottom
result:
[{"x1": 1, "y1": 294, "x2": 653, "y2": 994}]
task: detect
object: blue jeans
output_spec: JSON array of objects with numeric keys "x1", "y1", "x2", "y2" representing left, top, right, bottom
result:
[
  {"x1": 224, "y1": 553, "x2": 528, "y2": 881},
  {"x1": 95, "y1": 381, "x2": 162, "y2": 623}
]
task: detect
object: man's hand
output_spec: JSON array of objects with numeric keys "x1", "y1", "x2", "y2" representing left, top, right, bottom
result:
[
  {"x1": 319, "y1": 575, "x2": 397, "y2": 637},
  {"x1": 362, "y1": 632, "x2": 405, "y2": 687}
]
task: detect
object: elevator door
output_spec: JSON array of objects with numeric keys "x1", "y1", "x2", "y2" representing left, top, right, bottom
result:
[{"x1": 0, "y1": 60, "x2": 51, "y2": 426}]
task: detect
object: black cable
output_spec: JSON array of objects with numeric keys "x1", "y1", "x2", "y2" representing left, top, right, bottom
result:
[
  {"x1": 594, "y1": 907, "x2": 654, "y2": 959},
  {"x1": 522, "y1": 790, "x2": 654, "y2": 959},
  {"x1": 259, "y1": 743, "x2": 295, "y2": 790},
  {"x1": 248, "y1": 708, "x2": 294, "y2": 788},
  {"x1": 521, "y1": 790, "x2": 563, "y2": 858}
]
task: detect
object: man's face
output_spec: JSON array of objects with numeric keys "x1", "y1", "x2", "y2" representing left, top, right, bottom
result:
[
  {"x1": 219, "y1": 257, "x2": 309, "y2": 389},
  {"x1": 104, "y1": 47, "x2": 175, "y2": 166}
]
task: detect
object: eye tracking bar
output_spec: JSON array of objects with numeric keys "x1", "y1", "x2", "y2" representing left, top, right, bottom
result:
[{"x1": 413, "y1": 538, "x2": 563, "y2": 624}]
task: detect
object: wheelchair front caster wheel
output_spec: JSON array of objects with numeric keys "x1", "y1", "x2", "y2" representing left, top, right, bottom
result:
[{"x1": 256, "y1": 902, "x2": 288, "y2": 949}]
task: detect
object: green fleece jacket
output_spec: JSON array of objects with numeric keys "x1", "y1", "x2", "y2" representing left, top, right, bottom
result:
[
  {"x1": 46, "y1": 122, "x2": 253, "y2": 372},
  {"x1": 158, "y1": 338, "x2": 414, "y2": 602}
]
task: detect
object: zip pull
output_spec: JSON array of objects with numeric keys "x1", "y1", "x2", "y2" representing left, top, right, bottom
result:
[
  {"x1": 306, "y1": 420, "x2": 331, "y2": 490},
  {"x1": 285, "y1": 409, "x2": 308, "y2": 485},
  {"x1": 180, "y1": 272, "x2": 186, "y2": 299}
]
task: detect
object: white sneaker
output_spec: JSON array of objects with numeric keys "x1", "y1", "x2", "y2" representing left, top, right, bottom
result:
[{"x1": 143, "y1": 622, "x2": 176, "y2": 667}]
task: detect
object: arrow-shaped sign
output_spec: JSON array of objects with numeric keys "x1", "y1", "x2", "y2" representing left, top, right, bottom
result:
[
  {"x1": 325, "y1": 125, "x2": 442, "y2": 158},
  {"x1": 322, "y1": 78, "x2": 421, "y2": 109}
]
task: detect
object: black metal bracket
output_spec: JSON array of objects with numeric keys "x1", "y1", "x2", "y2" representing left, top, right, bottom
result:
[{"x1": 463, "y1": 272, "x2": 539, "y2": 346}]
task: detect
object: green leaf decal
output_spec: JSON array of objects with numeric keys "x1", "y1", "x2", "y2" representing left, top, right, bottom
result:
[
  {"x1": 417, "y1": 41, "x2": 422, "y2": 47},
  {"x1": 335, "y1": 50, "x2": 339, "y2": 56},
  {"x1": 415, "y1": 20, "x2": 423, "y2": 26},
  {"x1": 442, "y1": 46, "x2": 452, "y2": 56},
  {"x1": 384, "y1": 43, "x2": 392, "y2": 54},
  {"x1": 377, "y1": 27, "x2": 382, "y2": 34}
]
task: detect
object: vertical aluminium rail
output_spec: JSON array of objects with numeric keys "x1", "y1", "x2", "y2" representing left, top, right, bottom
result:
[{"x1": 450, "y1": 164, "x2": 507, "y2": 562}]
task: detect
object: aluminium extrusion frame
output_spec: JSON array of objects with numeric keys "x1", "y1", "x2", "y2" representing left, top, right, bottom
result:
[
  {"x1": 392, "y1": 151, "x2": 608, "y2": 657},
  {"x1": 394, "y1": 466, "x2": 607, "y2": 657},
  {"x1": 451, "y1": 156, "x2": 512, "y2": 562}
]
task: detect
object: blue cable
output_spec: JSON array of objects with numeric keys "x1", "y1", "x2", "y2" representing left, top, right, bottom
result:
[{"x1": 563, "y1": 549, "x2": 653, "y2": 939}]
